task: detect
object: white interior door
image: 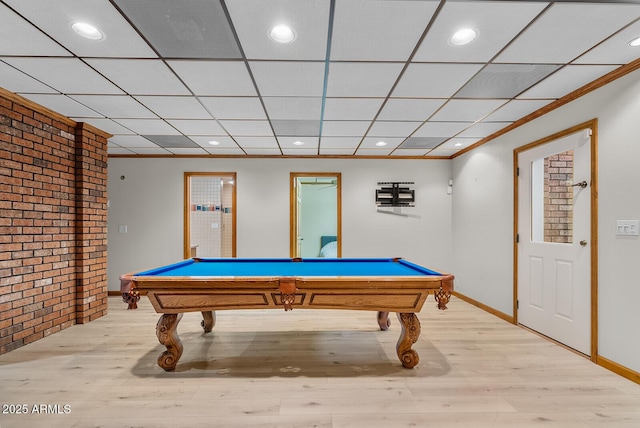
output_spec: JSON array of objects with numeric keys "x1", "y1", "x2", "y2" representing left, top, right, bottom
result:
[{"x1": 517, "y1": 129, "x2": 592, "y2": 355}]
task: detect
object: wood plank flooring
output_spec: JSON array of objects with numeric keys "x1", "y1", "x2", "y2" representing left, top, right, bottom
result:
[{"x1": 0, "y1": 296, "x2": 639, "y2": 427}]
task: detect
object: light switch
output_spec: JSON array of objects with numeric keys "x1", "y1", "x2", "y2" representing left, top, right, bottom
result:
[
  {"x1": 118, "y1": 225, "x2": 128, "y2": 234},
  {"x1": 616, "y1": 220, "x2": 639, "y2": 236}
]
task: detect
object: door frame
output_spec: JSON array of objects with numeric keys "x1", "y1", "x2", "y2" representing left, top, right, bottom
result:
[
  {"x1": 183, "y1": 172, "x2": 237, "y2": 259},
  {"x1": 513, "y1": 119, "x2": 598, "y2": 361},
  {"x1": 289, "y1": 172, "x2": 342, "y2": 258}
]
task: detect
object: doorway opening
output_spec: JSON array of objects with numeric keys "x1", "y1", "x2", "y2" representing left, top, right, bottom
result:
[
  {"x1": 184, "y1": 172, "x2": 236, "y2": 259},
  {"x1": 290, "y1": 173, "x2": 341, "y2": 258}
]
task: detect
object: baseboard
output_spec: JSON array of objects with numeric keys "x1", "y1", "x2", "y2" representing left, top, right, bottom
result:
[
  {"x1": 107, "y1": 290, "x2": 121, "y2": 296},
  {"x1": 452, "y1": 291, "x2": 515, "y2": 324},
  {"x1": 454, "y1": 292, "x2": 639, "y2": 385},
  {"x1": 597, "y1": 355, "x2": 640, "y2": 384}
]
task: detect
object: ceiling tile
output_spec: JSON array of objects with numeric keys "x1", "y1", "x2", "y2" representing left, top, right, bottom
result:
[
  {"x1": 392, "y1": 63, "x2": 483, "y2": 98},
  {"x1": 74, "y1": 118, "x2": 134, "y2": 135},
  {"x1": 355, "y1": 148, "x2": 393, "y2": 156},
  {"x1": 326, "y1": 62, "x2": 404, "y2": 97},
  {"x1": 204, "y1": 147, "x2": 246, "y2": 155},
  {"x1": 0, "y1": 3, "x2": 71, "y2": 56},
  {"x1": 430, "y1": 99, "x2": 507, "y2": 122},
  {"x1": 575, "y1": 20, "x2": 640, "y2": 64},
  {"x1": 319, "y1": 137, "x2": 361, "y2": 149},
  {"x1": 166, "y1": 147, "x2": 209, "y2": 155},
  {"x1": 225, "y1": 0, "x2": 330, "y2": 60},
  {"x1": 272, "y1": 120, "x2": 320, "y2": 137},
  {"x1": 198, "y1": 97, "x2": 266, "y2": 120},
  {"x1": 244, "y1": 148, "x2": 282, "y2": 155},
  {"x1": 69, "y1": 95, "x2": 155, "y2": 118},
  {"x1": 438, "y1": 137, "x2": 481, "y2": 150},
  {"x1": 5, "y1": 0, "x2": 157, "y2": 58},
  {"x1": 412, "y1": 121, "x2": 472, "y2": 138},
  {"x1": 121, "y1": 146, "x2": 172, "y2": 155},
  {"x1": 457, "y1": 122, "x2": 513, "y2": 138},
  {"x1": 2, "y1": 58, "x2": 123, "y2": 94},
  {"x1": 234, "y1": 136, "x2": 279, "y2": 149},
  {"x1": 455, "y1": 64, "x2": 562, "y2": 98},
  {"x1": 367, "y1": 121, "x2": 421, "y2": 138},
  {"x1": 142, "y1": 135, "x2": 197, "y2": 148},
  {"x1": 262, "y1": 97, "x2": 322, "y2": 120},
  {"x1": 135, "y1": 96, "x2": 212, "y2": 119},
  {"x1": 249, "y1": 61, "x2": 325, "y2": 96},
  {"x1": 0, "y1": 61, "x2": 58, "y2": 93},
  {"x1": 319, "y1": 147, "x2": 355, "y2": 155},
  {"x1": 359, "y1": 137, "x2": 404, "y2": 150},
  {"x1": 20, "y1": 94, "x2": 102, "y2": 118},
  {"x1": 323, "y1": 98, "x2": 384, "y2": 121},
  {"x1": 321, "y1": 121, "x2": 371, "y2": 137},
  {"x1": 86, "y1": 59, "x2": 190, "y2": 95},
  {"x1": 331, "y1": 0, "x2": 438, "y2": 61},
  {"x1": 112, "y1": 0, "x2": 242, "y2": 59},
  {"x1": 518, "y1": 65, "x2": 620, "y2": 99},
  {"x1": 168, "y1": 61, "x2": 256, "y2": 96},
  {"x1": 378, "y1": 99, "x2": 445, "y2": 121},
  {"x1": 219, "y1": 120, "x2": 274, "y2": 136},
  {"x1": 112, "y1": 119, "x2": 180, "y2": 135},
  {"x1": 279, "y1": 137, "x2": 318, "y2": 148},
  {"x1": 108, "y1": 135, "x2": 160, "y2": 148},
  {"x1": 281, "y1": 147, "x2": 320, "y2": 156},
  {"x1": 167, "y1": 119, "x2": 226, "y2": 135},
  {"x1": 189, "y1": 136, "x2": 238, "y2": 148},
  {"x1": 389, "y1": 148, "x2": 429, "y2": 157},
  {"x1": 414, "y1": 1, "x2": 547, "y2": 62},
  {"x1": 426, "y1": 147, "x2": 460, "y2": 157},
  {"x1": 399, "y1": 137, "x2": 445, "y2": 150},
  {"x1": 484, "y1": 99, "x2": 552, "y2": 122},
  {"x1": 496, "y1": 2, "x2": 640, "y2": 63}
]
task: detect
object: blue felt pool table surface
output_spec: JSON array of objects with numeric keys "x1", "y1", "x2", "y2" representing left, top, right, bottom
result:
[{"x1": 135, "y1": 257, "x2": 443, "y2": 278}]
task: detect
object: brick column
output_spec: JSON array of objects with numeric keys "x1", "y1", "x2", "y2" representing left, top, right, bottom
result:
[
  {"x1": 1, "y1": 88, "x2": 110, "y2": 354},
  {"x1": 74, "y1": 123, "x2": 109, "y2": 324}
]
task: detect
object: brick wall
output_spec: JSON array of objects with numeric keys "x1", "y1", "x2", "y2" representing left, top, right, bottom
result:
[
  {"x1": 0, "y1": 89, "x2": 109, "y2": 354},
  {"x1": 544, "y1": 150, "x2": 574, "y2": 243}
]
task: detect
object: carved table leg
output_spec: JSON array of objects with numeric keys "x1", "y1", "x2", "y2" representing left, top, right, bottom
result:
[
  {"x1": 377, "y1": 311, "x2": 390, "y2": 331},
  {"x1": 201, "y1": 311, "x2": 216, "y2": 332},
  {"x1": 156, "y1": 313, "x2": 183, "y2": 371},
  {"x1": 396, "y1": 312, "x2": 421, "y2": 368}
]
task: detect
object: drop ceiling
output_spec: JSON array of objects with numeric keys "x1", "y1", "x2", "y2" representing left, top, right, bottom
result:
[{"x1": 1, "y1": 0, "x2": 640, "y2": 158}]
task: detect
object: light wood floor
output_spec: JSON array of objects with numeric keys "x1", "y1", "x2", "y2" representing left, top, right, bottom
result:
[{"x1": 0, "y1": 296, "x2": 639, "y2": 428}]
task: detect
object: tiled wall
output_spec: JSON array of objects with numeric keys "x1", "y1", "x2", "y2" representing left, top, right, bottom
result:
[{"x1": 0, "y1": 89, "x2": 109, "y2": 354}]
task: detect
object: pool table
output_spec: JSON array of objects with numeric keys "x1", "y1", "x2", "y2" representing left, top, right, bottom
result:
[{"x1": 120, "y1": 257, "x2": 453, "y2": 371}]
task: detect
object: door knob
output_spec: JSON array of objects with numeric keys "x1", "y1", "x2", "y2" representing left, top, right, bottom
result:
[
  {"x1": 580, "y1": 240, "x2": 587, "y2": 247},
  {"x1": 572, "y1": 181, "x2": 588, "y2": 188}
]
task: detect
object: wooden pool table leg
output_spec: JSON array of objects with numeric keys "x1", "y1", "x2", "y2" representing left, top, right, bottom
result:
[
  {"x1": 201, "y1": 311, "x2": 216, "y2": 332},
  {"x1": 377, "y1": 311, "x2": 390, "y2": 331},
  {"x1": 396, "y1": 312, "x2": 421, "y2": 368},
  {"x1": 156, "y1": 313, "x2": 183, "y2": 371}
]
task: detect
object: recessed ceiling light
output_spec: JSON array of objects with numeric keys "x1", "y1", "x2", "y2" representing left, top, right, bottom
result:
[
  {"x1": 269, "y1": 25, "x2": 296, "y2": 44},
  {"x1": 292, "y1": 140, "x2": 305, "y2": 146},
  {"x1": 71, "y1": 22, "x2": 105, "y2": 41},
  {"x1": 375, "y1": 141, "x2": 387, "y2": 147},
  {"x1": 450, "y1": 28, "x2": 477, "y2": 46},
  {"x1": 629, "y1": 36, "x2": 640, "y2": 47},
  {"x1": 454, "y1": 143, "x2": 463, "y2": 147},
  {"x1": 208, "y1": 140, "x2": 220, "y2": 146}
]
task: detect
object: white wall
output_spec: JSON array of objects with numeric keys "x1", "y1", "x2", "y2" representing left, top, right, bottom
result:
[
  {"x1": 107, "y1": 157, "x2": 453, "y2": 288},
  {"x1": 452, "y1": 68, "x2": 640, "y2": 373}
]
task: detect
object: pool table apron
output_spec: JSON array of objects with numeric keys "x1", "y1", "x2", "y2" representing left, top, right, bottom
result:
[{"x1": 120, "y1": 275, "x2": 453, "y2": 371}]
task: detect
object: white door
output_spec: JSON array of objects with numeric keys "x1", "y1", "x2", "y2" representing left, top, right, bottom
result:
[{"x1": 517, "y1": 129, "x2": 592, "y2": 355}]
